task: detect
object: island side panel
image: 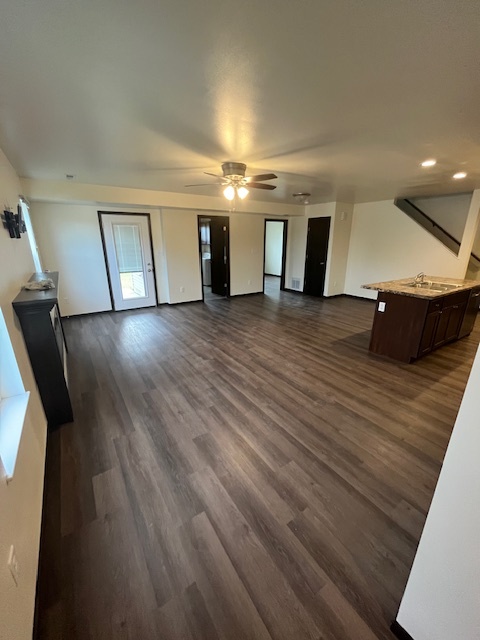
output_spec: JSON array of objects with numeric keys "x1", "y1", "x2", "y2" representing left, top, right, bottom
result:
[{"x1": 369, "y1": 292, "x2": 430, "y2": 362}]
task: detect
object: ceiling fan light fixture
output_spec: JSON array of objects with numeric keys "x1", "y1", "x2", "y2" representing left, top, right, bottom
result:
[
  {"x1": 237, "y1": 186, "x2": 249, "y2": 199},
  {"x1": 293, "y1": 192, "x2": 311, "y2": 205},
  {"x1": 223, "y1": 185, "x2": 235, "y2": 200}
]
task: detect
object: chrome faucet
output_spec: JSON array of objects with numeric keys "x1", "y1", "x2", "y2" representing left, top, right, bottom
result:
[{"x1": 414, "y1": 272, "x2": 425, "y2": 284}]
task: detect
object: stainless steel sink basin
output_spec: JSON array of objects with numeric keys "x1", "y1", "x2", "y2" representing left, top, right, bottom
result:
[{"x1": 405, "y1": 281, "x2": 462, "y2": 292}]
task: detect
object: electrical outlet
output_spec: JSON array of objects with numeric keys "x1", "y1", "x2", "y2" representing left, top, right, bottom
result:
[
  {"x1": 8, "y1": 545, "x2": 19, "y2": 586},
  {"x1": 180, "y1": 286, "x2": 185, "y2": 293},
  {"x1": 378, "y1": 302, "x2": 386, "y2": 312}
]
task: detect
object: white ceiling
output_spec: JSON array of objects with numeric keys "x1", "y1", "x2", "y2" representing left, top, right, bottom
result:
[{"x1": 1, "y1": 0, "x2": 480, "y2": 204}]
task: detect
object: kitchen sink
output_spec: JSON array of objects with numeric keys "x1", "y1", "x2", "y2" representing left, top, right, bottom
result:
[{"x1": 405, "y1": 281, "x2": 463, "y2": 292}]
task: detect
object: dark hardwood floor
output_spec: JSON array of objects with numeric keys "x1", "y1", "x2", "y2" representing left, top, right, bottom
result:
[{"x1": 35, "y1": 287, "x2": 480, "y2": 640}]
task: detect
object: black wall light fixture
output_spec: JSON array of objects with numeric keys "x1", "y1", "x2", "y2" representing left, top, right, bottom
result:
[{"x1": 2, "y1": 205, "x2": 26, "y2": 239}]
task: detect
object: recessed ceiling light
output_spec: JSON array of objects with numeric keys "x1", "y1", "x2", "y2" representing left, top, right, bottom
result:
[
  {"x1": 421, "y1": 159, "x2": 436, "y2": 167},
  {"x1": 453, "y1": 172, "x2": 467, "y2": 179}
]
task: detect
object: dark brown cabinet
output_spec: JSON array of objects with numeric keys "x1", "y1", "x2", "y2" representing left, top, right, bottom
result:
[
  {"x1": 458, "y1": 286, "x2": 480, "y2": 339},
  {"x1": 418, "y1": 309, "x2": 441, "y2": 356},
  {"x1": 12, "y1": 272, "x2": 73, "y2": 428},
  {"x1": 369, "y1": 288, "x2": 475, "y2": 363}
]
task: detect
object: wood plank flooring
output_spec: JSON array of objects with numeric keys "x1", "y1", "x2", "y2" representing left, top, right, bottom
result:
[{"x1": 35, "y1": 283, "x2": 480, "y2": 639}]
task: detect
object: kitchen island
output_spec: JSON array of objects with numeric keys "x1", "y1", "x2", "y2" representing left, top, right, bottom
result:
[{"x1": 362, "y1": 276, "x2": 480, "y2": 362}]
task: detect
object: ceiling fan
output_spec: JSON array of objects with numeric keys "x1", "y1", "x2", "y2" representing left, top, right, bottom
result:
[{"x1": 185, "y1": 162, "x2": 277, "y2": 200}]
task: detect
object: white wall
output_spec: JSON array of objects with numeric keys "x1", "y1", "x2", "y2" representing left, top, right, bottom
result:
[
  {"x1": 30, "y1": 197, "x2": 285, "y2": 312},
  {"x1": 264, "y1": 221, "x2": 283, "y2": 276},
  {"x1": 344, "y1": 200, "x2": 474, "y2": 300},
  {"x1": 30, "y1": 203, "x2": 170, "y2": 313},
  {"x1": 0, "y1": 148, "x2": 48, "y2": 640},
  {"x1": 396, "y1": 343, "x2": 480, "y2": 640},
  {"x1": 32, "y1": 203, "x2": 113, "y2": 315},
  {"x1": 410, "y1": 193, "x2": 472, "y2": 243}
]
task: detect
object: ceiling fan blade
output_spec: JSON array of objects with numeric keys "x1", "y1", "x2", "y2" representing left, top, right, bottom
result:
[
  {"x1": 185, "y1": 183, "x2": 221, "y2": 187},
  {"x1": 204, "y1": 171, "x2": 224, "y2": 178},
  {"x1": 246, "y1": 173, "x2": 277, "y2": 182},
  {"x1": 248, "y1": 182, "x2": 277, "y2": 190}
]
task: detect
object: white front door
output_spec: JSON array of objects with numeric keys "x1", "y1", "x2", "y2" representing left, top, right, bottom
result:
[{"x1": 100, "y1": 213, "x2": 157, "y2": 311}]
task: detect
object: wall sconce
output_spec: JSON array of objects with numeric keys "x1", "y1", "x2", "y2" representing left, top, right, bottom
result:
[{"x1": 2, "y1": 205, "x2": 26, "y2": 239}]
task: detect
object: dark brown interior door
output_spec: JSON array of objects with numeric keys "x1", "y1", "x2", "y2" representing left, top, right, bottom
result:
[
  {"x1": 210, "y1": 216, "x2": 230, "y2": 296},
  {"x1": 304, "y1": 217, "x2": 331, "y2": 296}
]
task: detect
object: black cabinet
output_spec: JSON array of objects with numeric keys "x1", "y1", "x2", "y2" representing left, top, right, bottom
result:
[
  {"x1": 12, "y1": 272, "x2": 73, "y2": 428},
  {"x1": 458, "y1": 286, "x2": 480, "y2": 339}
]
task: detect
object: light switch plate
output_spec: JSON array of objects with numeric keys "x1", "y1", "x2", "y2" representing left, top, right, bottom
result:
[{"x1": 378, "y1": 302, "x2": 386, "y2": 312}]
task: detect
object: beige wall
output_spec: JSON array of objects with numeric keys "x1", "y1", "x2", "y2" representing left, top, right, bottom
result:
[
  {"x1": 30, "y1": 198, "x2": 287, "y2": 312},
  {"x1": 344, "y1": 200, "x2": 475, "y2": 300},
  {"x1": 264, "y1": 221, "x2": 284, "y2": 276},
  {"x1": 161, "y1": 209, "x2": 202, "y2": 304},
  {"x1": 230, "y1": 212, "x2": 266, "y2": 295},
  {"x1": 33, "y1": 203, "x2": 112, "y2": 315},
  {"x1": 284, "y1": 202, "x2": 351, "y2": 297},
  {"x1": 327, "y1": 202, "x2": 354, "y2": 296},
  {"x1": 0, "y1": 149, "x2": 48, "y2": 640},
  {"x1": 31, "y1": 203, "x2": 171, "y2": 313},
  {"x1": 397, "y1": 343, "x2": 480, "y2": 639}
]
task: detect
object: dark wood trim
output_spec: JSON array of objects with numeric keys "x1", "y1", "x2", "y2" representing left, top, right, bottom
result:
[
  {"x1": 280, "y1": 218, "x2": 288, "y2": 291},
  {"x1": 283, "y1": 287, "x2": 304, "y2": 294},
  {"x1": 230, "y1": 291, "x2": 263, "y2": 298},
  {"x1": 303, "y1": 216, "x2": 331, "y2": 297},
  {"x1": 343, "y1": 294, "x2": 377, "y2": 302},
  {"x1": 263, "y1": 218, "x2": 288, "y2": 293},
  {"x1": 97, "y1": 211, "x2": 115, "y2": 310},
  {"x1": 167, "y1": 299, "x2": 203, "y2": 306},
  {"x1": 97, "y1": 211, "x2": 159, "y2": 310},
  {"x1": 197, "y1": 214, "x2": 231, "y2": 300},
  {"x1": 390, "y1": 621, "x2": 415, "y2": 640},
  {"x1": 197, "y1": 215, "x2": 206, "y2": 302}
]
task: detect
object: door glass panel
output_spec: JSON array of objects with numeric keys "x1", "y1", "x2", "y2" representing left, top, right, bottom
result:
[{"x1": 112, "y1": 224, "x2": 147, "y2": 300}]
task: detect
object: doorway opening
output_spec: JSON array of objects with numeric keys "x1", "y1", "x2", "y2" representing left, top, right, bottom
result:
[
  {"x1": 303, "y1": 216, "x2": 331, "y2": 297},
  {"x1": 198, "y1": 216, "x2": 230, "y2": 301},
  {"x1": 263, "y1": 219, "x2": 288, "y2": 296},
  {"x1": 99, "y1": 212, "x2": 157, "y2": 311}
]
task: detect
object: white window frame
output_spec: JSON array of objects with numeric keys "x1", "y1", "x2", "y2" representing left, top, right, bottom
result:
[{"x1": 0, "y1": 308, "x2": 30, "y2": 481}]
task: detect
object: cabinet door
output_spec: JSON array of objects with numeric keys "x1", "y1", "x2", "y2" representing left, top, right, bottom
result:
[
  {"x1": 433, "y1": 308, "x2": 451, "y2": 348},
  {"x1": 419, "y1": 311, "x2": 441, "y2": 355},
  {"x1": 458, "y1": 288, "x2": 480, "y2": 338},
  {"x1": 445, "y1": 302, "x2": 467, "y2": 342}
]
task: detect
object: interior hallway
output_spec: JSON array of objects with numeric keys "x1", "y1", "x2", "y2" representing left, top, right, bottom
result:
[{"x1": 34, "y1": 291, "x2": 480, "y2": 639}]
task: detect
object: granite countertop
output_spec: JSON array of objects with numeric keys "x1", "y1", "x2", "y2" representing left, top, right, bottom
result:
[{"x1": 362, "y1": 275, "x2": 480, "y2": 299}]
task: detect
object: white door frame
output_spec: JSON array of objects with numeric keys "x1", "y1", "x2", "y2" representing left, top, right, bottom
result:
[{"x1": 99, "y1": 212, "x2": 157, "y2": 311}]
